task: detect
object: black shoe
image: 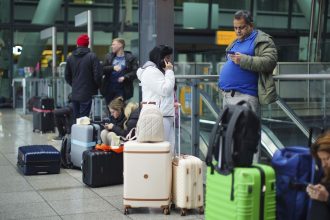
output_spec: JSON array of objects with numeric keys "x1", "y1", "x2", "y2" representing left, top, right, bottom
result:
[{"x1": 52, "y1": 135, "x2": 63, "y2": 141}]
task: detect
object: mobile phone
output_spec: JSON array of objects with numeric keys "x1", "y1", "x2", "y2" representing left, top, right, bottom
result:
[
  {"x1": 290, "y1": 181, "x2": 309, "y2": 191},
  {"x1": 227, "y1": 51, "x2": 236, "y2": 55}
]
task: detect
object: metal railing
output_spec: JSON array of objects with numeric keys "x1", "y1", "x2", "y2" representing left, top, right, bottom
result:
[
  {"x1": 175, "y1": 73, "x2": 330, "y2": 158},
  {"x1": 12, "y1": 77, "x2": 71, "y2": 114}
]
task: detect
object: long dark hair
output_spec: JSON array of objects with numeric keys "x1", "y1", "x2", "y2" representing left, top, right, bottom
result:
[{"x1": 149, "y1": 45, "x2": 173, "y2": 72}]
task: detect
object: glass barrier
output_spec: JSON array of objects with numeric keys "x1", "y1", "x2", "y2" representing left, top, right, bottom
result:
[
  {"x1": 175, "y1": 73, "x2": 329, "y2": 161},
  {"x1": 176, "y1": 76, "x2": 221, "y2": 159},
  {"x1": 175, "y1": 62, "x2": 213, "y2": 75},
  {"x1": 12, "y1": 77, "x2": 71, "y2": 114}
]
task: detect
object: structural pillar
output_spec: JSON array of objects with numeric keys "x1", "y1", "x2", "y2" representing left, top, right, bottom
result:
[{"x1": 138, "y1": 0, "x2": 174, "y2": 65}]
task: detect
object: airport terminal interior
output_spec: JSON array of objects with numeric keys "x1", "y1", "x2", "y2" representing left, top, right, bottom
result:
[{"x1": 0, "y1": 0, "x2": 330, "y2": 219}]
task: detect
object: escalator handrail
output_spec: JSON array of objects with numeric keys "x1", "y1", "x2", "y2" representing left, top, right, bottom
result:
[{"x1": 276, "y1": 97, "x2": 315, "y2": 142}]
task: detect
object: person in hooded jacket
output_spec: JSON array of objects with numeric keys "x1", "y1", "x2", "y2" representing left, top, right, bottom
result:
[
  {"x1": 101, "y1": 38, "x2": 138, "y2": 105},
  {"x1": 65, "y1": 34, "x2": 102, "y2": 121},
  {"x1": 136, "y1": 45, "x2": 175, "y2": 153}
]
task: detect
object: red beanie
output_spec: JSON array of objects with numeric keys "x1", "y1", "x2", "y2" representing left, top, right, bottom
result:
[{"x1": 76, "y1": 34, "x2": 89, "y2": 47}]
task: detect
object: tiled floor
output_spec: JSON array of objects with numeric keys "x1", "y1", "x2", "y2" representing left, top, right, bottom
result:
[{"x1": 0, "y1": 109, "x2": 205, "y2": 220}]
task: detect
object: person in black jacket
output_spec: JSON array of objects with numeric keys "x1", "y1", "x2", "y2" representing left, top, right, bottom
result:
[
  {"x1": 307, "y1": 131, "x2": 330, "y2": 219},
  {"x1": 52, "y1": 93, "x2": 73, "y2": 141},
  {"x1": 101, "y1": 38, "x2": 138, "y2": 104},
  {"x1": 100, "y1": 97, "x2": 140, "y2": 145},
  {"x1": 65, "y1": 34, "x2": 102, "y2": 121},
  {"x1": 111, "y1": 102, "x2": 139, "y2": 139},
  {"x1": 100, "y1": 96, "x2": 126, "y2": 145}
]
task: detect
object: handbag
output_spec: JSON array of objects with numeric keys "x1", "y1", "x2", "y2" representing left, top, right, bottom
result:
[{"x1": 136, "y1": 103, "x2": 164, "y2": 142}]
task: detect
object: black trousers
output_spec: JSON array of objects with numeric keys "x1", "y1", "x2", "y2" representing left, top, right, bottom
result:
[{"x1": 54, "y1": 105, "x2": 73, "y2": 137}]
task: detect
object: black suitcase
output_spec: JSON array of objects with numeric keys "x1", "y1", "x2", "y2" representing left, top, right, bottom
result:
[
  {"x1": 33, "y1": 97, "x2": 55, "y2": 133},
  {"x1": 17, "y1": 145, "x2": 61, "y2": 175},
  {"x1": 82, "y1": 149, "x2": 123, "y2": 187}
]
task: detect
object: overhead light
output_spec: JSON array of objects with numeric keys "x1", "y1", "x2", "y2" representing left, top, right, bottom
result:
[{"x1": 13, "y1": 46, "x2": 22, "y2": 56}]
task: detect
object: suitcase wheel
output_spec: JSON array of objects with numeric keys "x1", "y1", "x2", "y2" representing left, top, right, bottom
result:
[
  {"x1": 163, "y1": 207, "x2": 170, "y2": 215},
  {"x1": 124, "y1": 208, "x2": 129, "y2": 215},
  {"x1": 198, "y1": 206, "x2": 204, "y2": 215},
  {"x1": 180, "y1": 208, "x2": 187, "y2": 216},
  {"x1": 170, "y1": 203, "x2": 176, "y2": 210}
]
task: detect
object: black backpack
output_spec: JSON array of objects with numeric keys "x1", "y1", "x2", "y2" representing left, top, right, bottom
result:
[
  {"x1": 206, "y1": 101, "x2": 260, "y2": 174},
  {"x1": 60, "y1": 134, "x2": 73, "y2": 168}
]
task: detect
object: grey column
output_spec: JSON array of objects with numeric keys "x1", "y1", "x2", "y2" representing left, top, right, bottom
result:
[{"x1": 138, "y1": 0, "x2": 174, "y2": 65}]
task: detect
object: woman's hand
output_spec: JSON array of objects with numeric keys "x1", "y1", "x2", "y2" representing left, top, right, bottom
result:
[
  {"x1": 174, "y1": 102, "x2": 181, "y2": 109},
  {"x1": 164, "y1": 60, "x2": 173, "y2": 71},
  {"x1": 307, "y1": 184, "x2": 329, "y2": 202},
  {"x1": 106, "y1": 123, "x2": 114, "y2": 130}
]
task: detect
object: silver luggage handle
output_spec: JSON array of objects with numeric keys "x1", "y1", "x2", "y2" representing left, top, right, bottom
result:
[{"x1": 175, "y1": 103, "x2": 181, "y2": 157}]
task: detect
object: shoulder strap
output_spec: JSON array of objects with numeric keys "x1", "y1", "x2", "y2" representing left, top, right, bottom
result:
[
  {"x1": 223, "y1": 107, "x2": 244, "y2": 172},
  {"x1": 122, "y1": 128, "x2": 137, "y2": 141},
  {"x1": 236, "y1": 100, "x2": 253, "y2": 110},
  {"x1": 206, "y1": 107, "x2": 229, "y2": 173}
]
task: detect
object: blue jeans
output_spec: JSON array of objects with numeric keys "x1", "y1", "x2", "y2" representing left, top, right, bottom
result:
[{"x1": 72, "y1": 100, "x2": 92, "y2": 121}]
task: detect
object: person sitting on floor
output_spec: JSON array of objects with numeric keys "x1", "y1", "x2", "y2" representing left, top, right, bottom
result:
[
  {"x1": 111, "y1": 102, "x2": 140, "y2": 139},
  {"x1": 52, "y1": 94, "x2": 73, "y2": 141},
  {"x1": 100, "y1": 97, "x2": 140, "y2": 146},
  {"x1": 100, "y1": 96, "x2": 126, "y2": 146}
]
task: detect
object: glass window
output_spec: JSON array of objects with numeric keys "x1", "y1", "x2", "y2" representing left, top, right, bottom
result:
[
  {"x1": 257, "y1": 0, "x2": 289, "y2": 12},
  {"x1": 216, "y1": 0, "x2": 251, "y2": 10},
  {"x1": 0, "y1": 1, "x2": 10, "y2": 23}
]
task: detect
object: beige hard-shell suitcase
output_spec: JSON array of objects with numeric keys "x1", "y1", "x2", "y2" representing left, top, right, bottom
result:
[
  {"x1": 172, "y1": 155, "x2": 204, "y2": 216},
  {"x1": 172, "y1": 104, "x2": 204, "y2": 216},
  {"x1": 123, "y1": 141, "x2": 172, "y2": 215}
]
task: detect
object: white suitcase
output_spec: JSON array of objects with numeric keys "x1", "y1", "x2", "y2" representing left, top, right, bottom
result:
[
  {"x1": 172, "y1": 155, "x2": 204, "y2": 215},
  {"x1": 172, "y1": 105, "x2": 204, "y2": 216},
  {"x1": 123, "y1": 141, "x2": 172, "y2": 215}
]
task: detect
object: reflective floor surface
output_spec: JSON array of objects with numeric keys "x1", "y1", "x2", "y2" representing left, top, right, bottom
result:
[{"x1": 0, "y1": 109, "x2": 205, "y2": 220}]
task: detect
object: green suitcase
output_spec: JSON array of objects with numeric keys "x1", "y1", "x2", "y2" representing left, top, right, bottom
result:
[{"x1": 205, "y1": 164, "x2": 276, "y2": 220}]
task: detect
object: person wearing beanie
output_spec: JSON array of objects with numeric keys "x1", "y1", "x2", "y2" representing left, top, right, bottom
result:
[
  {"x1": 65, "y1": 34, "x2": 102, "y2": 121},
  {"x1": 76, "y1": 34, "x2": 89, "y2": 47},
  {"x1": 136, "y1": 45, "x2": 176, "y2": 154},
  {"x1": 101, "y1": 38, "x2": 138, "y2": 105}
]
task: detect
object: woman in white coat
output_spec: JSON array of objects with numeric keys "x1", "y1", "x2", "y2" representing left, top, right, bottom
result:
[{"x1": 136, "y1": 45, "x2": 175, "y2": 153}]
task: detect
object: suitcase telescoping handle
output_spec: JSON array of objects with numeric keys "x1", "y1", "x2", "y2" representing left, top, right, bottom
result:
[{"x1": 175, "y1": 103, "x2": 181, "y2": 157}]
